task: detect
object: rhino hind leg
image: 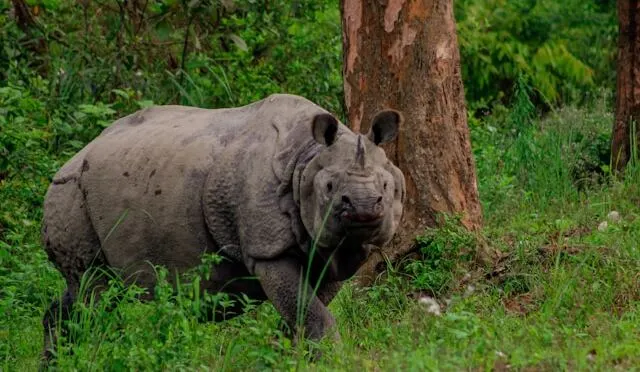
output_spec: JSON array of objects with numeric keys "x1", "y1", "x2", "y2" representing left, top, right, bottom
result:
[
  {"x1": 198, "y1": 257, "x2": 268, "y2": 322},
  {"x1": 41, "y1": 178, "x2": 108, "y2": 364},
  {"x1": 41, "y1": 288, "x2": 75, "y2": 366}
]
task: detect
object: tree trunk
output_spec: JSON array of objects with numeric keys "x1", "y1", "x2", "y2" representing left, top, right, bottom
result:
[
  {"x1": 340, "y1": 0, "x2": 482, "y2": 284},
  {"x1": 612, "y1": 0, "x2": 640, "y2": 171},
  {"x1": 12, "y1": 0, "x2": 36, "y2": 33}
]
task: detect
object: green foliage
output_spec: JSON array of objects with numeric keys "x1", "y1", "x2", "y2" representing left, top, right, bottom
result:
[
  {"x1": 405, "y1": 216, "x2": 478, "y2": 296},
  {"x1": 470, "y1": 78, "x2": 614, "y2": 219},
  {"x1": 45, "y1": 261, "x2": 295, "y2": 371},
  {"x1": 3, "y1": 0, "x2": 616, "y2": 121},
  {"x1": 456, "y1": 0, "x2": 616, "y2": 110},
  {"x1": 3, "y1": 0, "x2": 343, "y2": 115}
]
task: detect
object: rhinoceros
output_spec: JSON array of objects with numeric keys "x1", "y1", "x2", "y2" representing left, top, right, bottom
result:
[{"x1": 41, "y1": 93, "x2": 405, "y2": 360}]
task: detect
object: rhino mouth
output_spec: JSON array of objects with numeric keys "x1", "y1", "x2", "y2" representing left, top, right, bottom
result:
[{"x1": 340, "y1": 211, "x2": 383, "y2": 228}]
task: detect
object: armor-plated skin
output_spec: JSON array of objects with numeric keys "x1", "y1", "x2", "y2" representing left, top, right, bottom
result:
[{"x1": 41, "y1": 94, "x2": 405, "y2": 361}]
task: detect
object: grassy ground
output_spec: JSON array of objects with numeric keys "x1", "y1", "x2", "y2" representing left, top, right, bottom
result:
[{"x1": 2, "y1": 95, "x2": 640, "y2": 371}]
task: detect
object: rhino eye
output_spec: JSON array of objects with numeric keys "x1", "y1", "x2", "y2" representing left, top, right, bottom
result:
[
  {"x1": 383, "y1": 182, "x2": 388, "y2": 191},
  {"x1": 326, "y1": 182, "x2": 333, "y2": 193}
]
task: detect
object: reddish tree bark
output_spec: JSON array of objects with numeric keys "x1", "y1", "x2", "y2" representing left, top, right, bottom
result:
[
  {"x1": 612, "y1": 0, "x2": 640, "y2": 171},
  {"x1": 340, "y1": 0, "x2": 482, "y2": 283}
]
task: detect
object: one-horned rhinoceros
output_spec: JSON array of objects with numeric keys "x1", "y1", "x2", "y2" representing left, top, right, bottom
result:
[{"x1": 41, "y1": 93, "x2": 405, "y2": 359}]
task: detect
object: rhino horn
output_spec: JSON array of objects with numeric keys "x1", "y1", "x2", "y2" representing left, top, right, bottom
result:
[{"x1": 355, "y1": 135, "x2": 366, "y2": 169}]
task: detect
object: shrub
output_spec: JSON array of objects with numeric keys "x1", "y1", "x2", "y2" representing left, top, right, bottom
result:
[
  {"x1": 404, "y1": 216, "x2": 479, "y2": 296},
  {"x1": 456, "y1": 0, "x2": 616, "y2": 111}
]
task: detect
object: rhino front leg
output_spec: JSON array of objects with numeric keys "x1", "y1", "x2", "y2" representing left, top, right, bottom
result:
[
  {"x1": 254, "y1": 256, "x2": 339, "y2": 342},
  {"x1": 316, "y1": 281, "x2": 343, "y2": 305}
]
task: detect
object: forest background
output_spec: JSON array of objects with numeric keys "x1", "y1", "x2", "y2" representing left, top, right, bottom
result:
[{"x1": 2, "y1": 0, "x2": 639, "y2": 370}]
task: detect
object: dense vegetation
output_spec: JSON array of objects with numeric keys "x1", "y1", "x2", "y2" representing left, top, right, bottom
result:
[{"x1": 2, "y1": 0, "x2": 639, "y2": 370}]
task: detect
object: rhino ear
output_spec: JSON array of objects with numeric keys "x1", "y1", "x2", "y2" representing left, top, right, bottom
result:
[
  {"x1": 312, "y1": 113, "x2": 339, "y2": 146},
  {"x1": 367, "y1": 110, "x2": 402, "y2": 145}
]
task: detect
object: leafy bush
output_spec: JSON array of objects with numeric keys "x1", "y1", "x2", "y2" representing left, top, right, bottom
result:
[
  {"x1": 38, "y1": 252, "x2": 317, "y2": 370},
  {"x1": 456, "y1": 0, "x2": 616, "y2": 110},
  {"x1": 404, "y1": 216, "x2": 479, "y2": 296},
  {"x1": 1, "y1": 0, "x2": 343, "y2": 115},
  {"x1": 569, "y1": 126, "x2": 612, "y2": 189},
  {"x1": 2, "y1": 0, "x2": 617, "y2": 122}
]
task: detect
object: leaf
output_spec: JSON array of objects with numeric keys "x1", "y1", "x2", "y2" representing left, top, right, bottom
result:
[
  {"x1": 221, "y1": 0, "x2": 235, "y2": 11},
  {"x1": 68, "y1": 140, "x2": 84, "y2": 149},
  {"x1": 111, "y1": 89, "x2": 131, "y2": 100},
  {"x1": 136, "y1": 100, "x2": 155, "y2": 109},
  {"x1": 228, "y1": 34, "x2": 248, "y2": 52},
  {"x1": 77, "y1": 104, "x2": 116, "y2": 117}
]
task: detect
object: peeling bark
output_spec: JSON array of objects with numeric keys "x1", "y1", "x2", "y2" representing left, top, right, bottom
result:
[
  {"x1": 343, "y1": 0, "x2": 362, "y2": 74},
  {"x1": 340, "y1": 0, "x2": 483, "y2": 284},
  {"x1": 612, "y1": 0, "x2": 640, "y2": 171},
  {"x1": 384, "y1": 0, "x2": 405, "y2": 32}
]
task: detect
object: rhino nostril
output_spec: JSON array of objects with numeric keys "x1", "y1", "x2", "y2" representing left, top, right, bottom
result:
[
  {"x1": 376, "y1": 196, "x2": 383, "y2": 204},
  {"x1": 341, "y1": 195, "x2": 352, "y2": 205}
]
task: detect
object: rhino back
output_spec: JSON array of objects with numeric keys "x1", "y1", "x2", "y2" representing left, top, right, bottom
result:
[
  {"x1": 77, "y1": 105, "x2": 238, "y2": 274},
  {"x1": 69, "y1": 94, "x2": 327, "y2": 276}
]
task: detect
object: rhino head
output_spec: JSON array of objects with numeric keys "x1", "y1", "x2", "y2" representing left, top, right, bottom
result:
[{"x1": 297, "y1": 110, "x2": 406, "y2": 259}]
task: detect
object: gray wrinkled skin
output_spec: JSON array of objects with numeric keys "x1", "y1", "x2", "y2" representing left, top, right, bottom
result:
[{"x1": 41, "y1": 93, "x2": 405, "y2": 361}]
